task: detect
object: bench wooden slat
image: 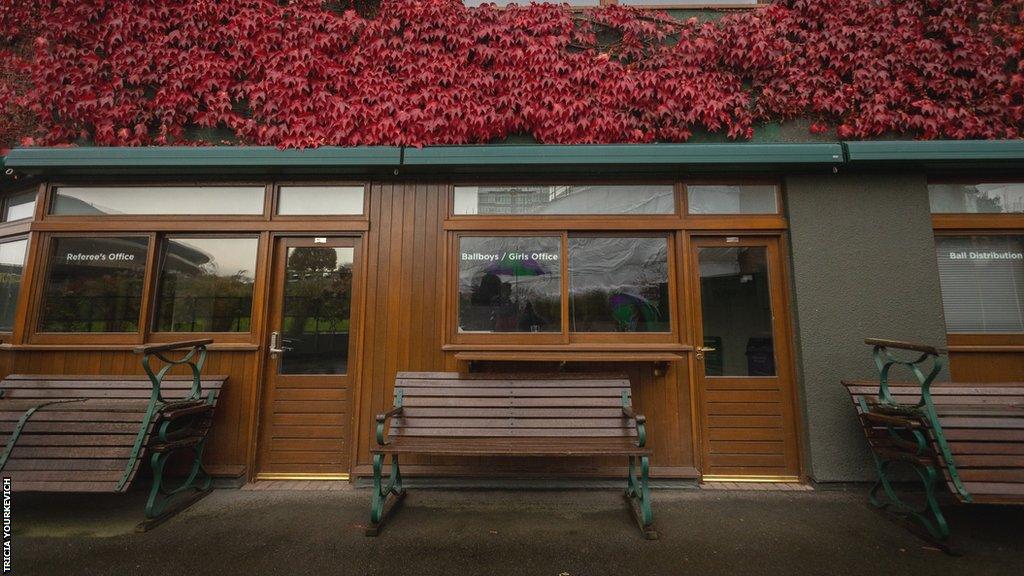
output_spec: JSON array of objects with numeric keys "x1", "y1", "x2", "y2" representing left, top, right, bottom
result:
[
  {"x1": 843, "y1": 379, "x2": 1024, "y2": 505},
  {"x1": 1, "y1": 373, "x2": 226, "y2": 493}
]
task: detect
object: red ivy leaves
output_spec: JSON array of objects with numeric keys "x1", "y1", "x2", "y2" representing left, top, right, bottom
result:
[{"x1": 0, "y1": 0, "x2": 1022, "y2": 150}]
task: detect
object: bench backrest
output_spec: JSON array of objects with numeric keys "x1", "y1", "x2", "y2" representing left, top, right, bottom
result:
[
  {"x1": 0, "y1": 374, "x2": 228, "y2": 403},
  {"x1": 389, "y1": 372, "x2": 636, "y2": 439},
  {"x1": 843, "y1": 380, "x2": 1024, "y2": 503}
]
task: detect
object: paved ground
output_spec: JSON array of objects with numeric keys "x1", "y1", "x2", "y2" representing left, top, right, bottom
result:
[{"x1": 14, "y1": 484, "x2": 1024, "y2": 576}]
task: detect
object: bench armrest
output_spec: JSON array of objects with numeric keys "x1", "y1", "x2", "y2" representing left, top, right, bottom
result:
[
  {"x1": 622, "y1": 406, "x2": 647, "y2": 448},
  {"x1": 375, "y1": 406, "x2": 404, "y2": 446}
]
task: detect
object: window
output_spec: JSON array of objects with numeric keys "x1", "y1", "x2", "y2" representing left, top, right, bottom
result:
[
  {"x1": 3, "y1": 190, "x2": 36, "y2": 222},
  {"x1": 929, "y1": 183, "x2": 1024, "y2": 214},
  {"x1": 458, "y1": 236, "x2": 562, "y2": 334},
  {"x1": 454, "y1": 232, "x2": 675, "y2": 340},
  {"x1": 278, "y1": 186, "x2": 364, "y2": 216},
  {"x1": 0, "y1": 238, "x2": 28, "y2": 331},
  {"x1": 453, "y1": 185, "x2": 676, "y2": 216},
  {"x1": 51, "y1": 186, "x2": 265, "y2": 216},
  {"x1": 687, "y1": 184, "x2": 778, "y2": 215},
  {"x1": 569, "y1": 236, "x2": 670, "y2": 332},
  {"x1": 38, "y1": 236, "x2": 150, "y2": 332},
  {"x1": 935, "y1": 235, "x2": 1024, "y2": 333},
  {"x1": 154, "y1": 236, "x2": 259, "y2": 332}
]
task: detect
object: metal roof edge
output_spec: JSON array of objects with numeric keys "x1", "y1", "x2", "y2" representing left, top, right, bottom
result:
[
  {"x1": 844, "y1": 140, "x2": 1024, "y2": 162},
  {"x1": 401, "y1": 143, "x2": 845, "y2": 166},
  {"x1": 4, "y1": 146, "x2": 403, "y2": 170}
]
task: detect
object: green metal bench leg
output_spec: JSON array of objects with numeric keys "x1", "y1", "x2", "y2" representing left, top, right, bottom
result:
[
  {"x1": 367, "y1": 453, "x2": 406, "y2": 536},
  {"x1": 625, "y1": 455, "x2": 658, "y2": 540},
  {"x1": 867, "y1": 453, "x2": 952, "y2": 550},
  {"x1": 137, "y1": 439, "x2": 213, "y2": 532}
]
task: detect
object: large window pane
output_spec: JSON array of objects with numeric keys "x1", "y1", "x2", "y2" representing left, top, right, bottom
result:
[
  {"x1": 278, "y1": 186, "x2": 364, "y2": 216},
  {"x1": 929, "y1": 183, "x2": 1024, "y2": 214},
  {"x1": 4, "y1": 191, "x2": 36, "y2": 222},
  {"x1": 280, "y1": 246, "x2": 354, "y2": 375},
  {"x1": 936, "y1": 236, "x2": 1024, "y2": 333},
  {"x1": 154, "y1": 237, "x2": 259, "y2": 332},
  {"x1": 569, "y1": 237, "x2": 670, "y2": 332},
  {"x1": 697, "y1": 246, "x2": 775, "y2": 376},
  {"x1": 458, "y1": 236, "x2": 561, "y2": 333},
  {"x1": 52, "y1": 186, "x2": 265, "y2": 216},
  {"x1": 687, "y1": 185, "x2": 778, "y2": 215},
  {"x1": 39, "y1": 236, "x2": 149, "y2": 332},
  {"x1": 0, "y1": 239, "x2": 28, "y2": 331},
  {"x1": 453, "y1": 185, "x2": 675, "y2": 216}
]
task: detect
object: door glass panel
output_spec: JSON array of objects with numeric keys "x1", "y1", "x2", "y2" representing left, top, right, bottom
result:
[
  {"x1": 0, "y1": 239, "x2": 28, "y2": 331},
  {"x1": 280, "y1": 246, "x2": 353, "y2": 375},
  {"x1": 698, "y1": 246, "x2": 775, "y2": 376}
]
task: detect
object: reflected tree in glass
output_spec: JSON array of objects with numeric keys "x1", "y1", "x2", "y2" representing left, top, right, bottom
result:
[{"x1": 280, "y1": 247, "x2": 353, "y2": 375}]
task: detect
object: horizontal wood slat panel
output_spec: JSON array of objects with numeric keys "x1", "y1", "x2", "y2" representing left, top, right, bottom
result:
[{"x1": 844, "y1": 380, "x2": 1024, "y2": 504}]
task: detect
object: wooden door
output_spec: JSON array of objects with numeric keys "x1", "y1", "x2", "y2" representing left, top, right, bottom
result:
[
  {"x1": 255, "y1": 236, "x2": 361, "y2": 479},
  {"x1": 689, "y1": 235, "x2": 802, "y2": 481}
]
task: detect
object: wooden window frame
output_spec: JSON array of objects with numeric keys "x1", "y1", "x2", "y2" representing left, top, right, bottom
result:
[
  {"x1": 146, "y1": 233, "x2": 267, "y2": 345},
  {"x1": 0, "y1": 233, "x2": 31, "y2": 340},
  {"x1": 443, "y1": 179, "x2": 784, "y2": 353},
  {"x1": 447, "y1": 181, "x2": 684, "y2": 228},
  {"x1": 272, "y1": 181, "x2": 370, "y2": 220},
  {"x1": 44, "y1": 182, "x2": 274, "y2": 222},
  {"x1": 27, "y1": 231, "x2": 157, "y2": 345},
  {"x1": 930, "y1": 178, "x2": 1024, "y2": 354}
]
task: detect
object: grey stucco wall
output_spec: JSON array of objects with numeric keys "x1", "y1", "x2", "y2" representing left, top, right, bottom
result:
[{"x1": 784, "y1": 172, "x2": 949, "y2": 482}]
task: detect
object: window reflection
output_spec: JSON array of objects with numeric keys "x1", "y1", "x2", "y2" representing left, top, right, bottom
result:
[
  {"x1": 0, "y1": 239, "x2": 28, "y2": 331},
  {"x1": 698, "y1": 246, "x2": 775, "y2": 376},
  {"x1": 458, "y1": 236, "x2": 561, "y2": 333},
  {"x1": 52, "y1": 186, "x2": 265, "y2": 215},
  {"x1": 687, "y1": 185, "x2": 778, "y2": 215},
  {"x1": 4, "y1": 191, "x2": 36, "y2": 222},
  {"x1": 154, "y1": 237, "x2": 259, "y2": 332},
  {"x1": 280, "y1": 247, "x2": 353, "y2": 375},
  {"x1": 39, "y1": 236, "x2": 149, "y2": 332},
  {"x1": 453, "y1": 185, "x2": 675, "y2": 216},
  {"x1": 569, "y1": 237, "x2": 670, "y2": 332},
  {"x1": 929, "y1": 183, "x2": 1024, "y2": 214}
]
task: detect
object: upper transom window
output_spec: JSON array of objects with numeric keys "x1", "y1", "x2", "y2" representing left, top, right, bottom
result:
[
  {"x1": 453, "y1": 185, "x2": 676, "y2": 216},
  {"x1": 51, "y1": 186, "x2": 266, "y2": 216}
]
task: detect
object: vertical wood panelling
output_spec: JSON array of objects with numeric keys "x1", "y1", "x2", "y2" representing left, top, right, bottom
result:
[{"x1": 352, "y1": 182, "x2": 697, "y2": 476}]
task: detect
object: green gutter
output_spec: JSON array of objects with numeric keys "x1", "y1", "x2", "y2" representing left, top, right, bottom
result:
[
  {"x1": 3, "y1": 141, "x2": 1023, "y2": 185},
  {"x1": 401, "y1": 144, "x2": 844, "y2": 166},
  {"x1": 4, "y1": 146, "x2": 402, "y2": 178},
  {"x1": 845, "y1": 140, "x2": 1024, "y2": 163}
]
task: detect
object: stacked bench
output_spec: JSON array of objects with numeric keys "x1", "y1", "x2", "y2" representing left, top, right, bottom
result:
[
  {"x1": 843, "y1": 338, "x2": 1024, "y2": 550},
  {"x1": 0, "y1": 339, "x2": 226, "y2": 530},
  {"x1": 369, "y1": 372, "x2": 656, "y2": 538}
]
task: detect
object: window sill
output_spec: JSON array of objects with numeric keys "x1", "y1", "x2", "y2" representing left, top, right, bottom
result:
[{"x1": 448, "y1": 344, "x2": 690, "y2": 363}]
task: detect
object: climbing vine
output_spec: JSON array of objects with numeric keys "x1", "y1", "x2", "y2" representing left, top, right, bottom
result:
[{"x1": 0, "y1": 0, "x2": 1021, "y2": 152}]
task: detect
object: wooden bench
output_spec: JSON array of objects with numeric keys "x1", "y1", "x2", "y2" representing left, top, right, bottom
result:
[
  {"x1": 0, "y1": 339, "x2": 227, "y2": 530},
  {"x1": 842, "y1": 338, "x2": 1024, "y2": 551},
  {"x1": 368, "y1": 372, "x2": 656, "y2": 538}
]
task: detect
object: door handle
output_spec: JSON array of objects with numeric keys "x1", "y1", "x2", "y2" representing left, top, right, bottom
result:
[
  {"x1": 269, "y1": 331, "x2": 286, "y2": 357},
  {"x1": 695, "y1": 346, "x2": 716, "y2": 361}
]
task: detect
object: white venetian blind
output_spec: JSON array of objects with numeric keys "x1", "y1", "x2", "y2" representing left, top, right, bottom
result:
[{"x1": 935, "y1": 236, "x2": 1024, "y2": 333}]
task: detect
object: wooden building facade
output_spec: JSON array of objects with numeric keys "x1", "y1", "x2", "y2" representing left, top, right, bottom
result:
[{"x1": 0, "y1": 142, "x2": 1021, "y2": 483}]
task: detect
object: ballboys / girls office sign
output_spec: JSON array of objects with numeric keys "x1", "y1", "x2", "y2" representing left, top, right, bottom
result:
[{"x1": 461, "y1": 251, "x2": 559, "y2": 264}]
